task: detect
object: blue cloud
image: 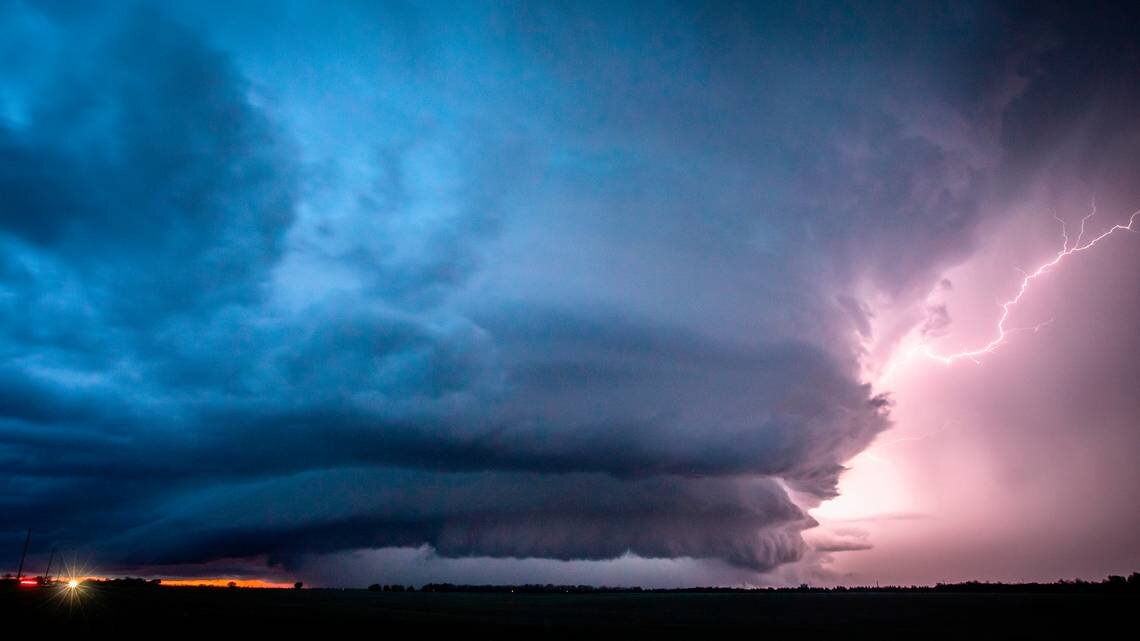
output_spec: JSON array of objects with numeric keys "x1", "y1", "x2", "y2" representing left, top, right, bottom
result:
[{"x1": 5, "y1": 0, "x2": 1134, "y2": 583}]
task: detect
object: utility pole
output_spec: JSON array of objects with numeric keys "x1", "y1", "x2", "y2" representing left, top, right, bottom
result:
[
  {"x1": 43, "y1": 547, "x2": 56, "y2": 583},
  {"x1": 15, "y1": 529, "x2": 31, "y2": 581}
]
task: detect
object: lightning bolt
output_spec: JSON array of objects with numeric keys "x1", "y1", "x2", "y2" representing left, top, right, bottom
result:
[{"x1": 884, "y1": 206, "x2": 1140, "y2": 377}]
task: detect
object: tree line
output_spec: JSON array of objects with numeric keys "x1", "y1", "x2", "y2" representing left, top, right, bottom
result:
[{"x1": 413, "y1": 573, "x2": 1140, "y2": 594}]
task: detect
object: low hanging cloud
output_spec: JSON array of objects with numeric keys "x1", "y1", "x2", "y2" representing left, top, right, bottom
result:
[
  {"x1": 6, "y1": 0, "x2": 1122, "y2": 583},
  {"x1": 105, "y1": 471, "x2": 810, "y2": 573}
]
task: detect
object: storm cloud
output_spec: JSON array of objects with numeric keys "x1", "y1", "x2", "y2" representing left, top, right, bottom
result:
[{"x1": 2, "y1": 0, "x2": 1134, "y2": 585}]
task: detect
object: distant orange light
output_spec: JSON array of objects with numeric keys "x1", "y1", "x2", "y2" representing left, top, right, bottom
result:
[{"x1": 159, "y1": 578, "x2": 294, "y2": 589}]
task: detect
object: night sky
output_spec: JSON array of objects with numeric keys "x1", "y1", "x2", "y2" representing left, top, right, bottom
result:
[{"x1": 2, "y1": 1, "x2": 1138, "y2": 587}]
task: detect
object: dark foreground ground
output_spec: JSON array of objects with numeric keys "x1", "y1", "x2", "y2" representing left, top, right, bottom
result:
[{"x1": 3, "y1": 586, "x2": 1136, "y2": 635}]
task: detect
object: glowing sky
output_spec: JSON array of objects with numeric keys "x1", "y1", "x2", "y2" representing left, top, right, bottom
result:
[{"x1": 1, "y1": 1, "x2": 1138, "y2": 587}]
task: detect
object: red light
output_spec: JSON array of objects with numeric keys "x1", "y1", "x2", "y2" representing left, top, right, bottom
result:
[{"x1": 19, "y1": 579, "x2": 38, "y2": 587}]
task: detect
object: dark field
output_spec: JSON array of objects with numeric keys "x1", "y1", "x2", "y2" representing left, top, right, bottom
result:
[{"x1": 3, "y1": 586, "x2": 1136, "y2": 635}]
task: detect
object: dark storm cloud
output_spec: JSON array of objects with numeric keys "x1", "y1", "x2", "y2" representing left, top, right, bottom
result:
[
  {"x1": 4, "y1": 0, "x2": 1110, "y2": 583},
  {"x1": 105, "y1": 471, "x2": 809, "y2": 572},
  {"x1": 0, "y1": 9, "x2": 294, "y2": 318},
  {"x1": 994, "y1": 2, "x2": 1140, "y2": 211}
]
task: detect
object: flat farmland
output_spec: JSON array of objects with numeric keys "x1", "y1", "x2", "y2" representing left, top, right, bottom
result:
[{"x1": 3, "y1": 587, "x2": 1135, "y2": 635}]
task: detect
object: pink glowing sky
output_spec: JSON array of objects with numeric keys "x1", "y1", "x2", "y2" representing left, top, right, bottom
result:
[{"x1": 812, "y1": 193, "x2": 1140, "y2": 585}]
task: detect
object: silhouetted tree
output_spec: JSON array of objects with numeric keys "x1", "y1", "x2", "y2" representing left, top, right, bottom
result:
[{"x1": 294, "y1": 581, "x2": 304, "y2": 590}]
